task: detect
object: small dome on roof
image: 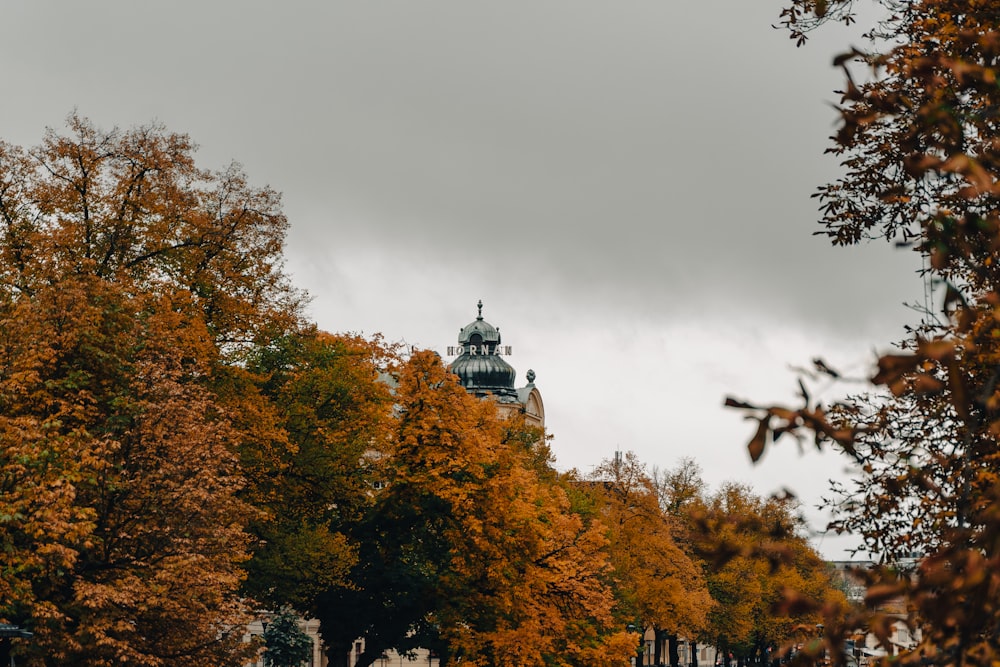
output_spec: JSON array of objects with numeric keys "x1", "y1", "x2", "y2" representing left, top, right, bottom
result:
[{"x1": 458, "y1": 299, "x2": 501, "y2": 347}]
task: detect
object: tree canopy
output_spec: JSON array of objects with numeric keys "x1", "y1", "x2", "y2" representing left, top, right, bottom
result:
[
  {"x1": 315, "y1": 350, "x2": 634, "y2": 667},
  {"x1": 579, "y1": 452, "x2": 712, "y2": 666},
  {"x1": 0, "y1": 115, "x2": 661, "y2": 667},
  {"x1": 0, "y1": 109, "x2": 871, "y2": 667},
  {"x1": 0, "y1": 113, "x2": 302, "y2": 665}
]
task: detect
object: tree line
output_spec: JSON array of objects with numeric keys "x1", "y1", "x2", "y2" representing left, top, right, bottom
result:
[{"x1": 0, "y1": 116, "x2": 841, "y2": 666}]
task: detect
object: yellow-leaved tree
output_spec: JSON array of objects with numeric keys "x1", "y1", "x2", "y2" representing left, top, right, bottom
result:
[
  {"x1": 317, "y1": 350, "x2": 634, "y2": 667},
  {"x1": 691, "y1": 483, "x2": 843, "y2": 667},
  {"x1": 0, "y1": 114, "x2": 302, "y2": 666},
  {"x1": 580, "y1": 451, "x2": 712, "y2": 667}
]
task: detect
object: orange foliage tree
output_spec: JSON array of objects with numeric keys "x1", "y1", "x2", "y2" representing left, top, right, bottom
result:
[
  {"x1": 318, "y1": 350, "x2": 634, "y2": 667},
  {"x1": 690, "y1": 483, "x2": 843, "y2": 667},
  {"x1": 580, "y1": 451, "x2": 712, "y2": 667},
  {"x1": 0, "y1": 114, "x2": 302, "y2": 665},
  {"x1": 727, "y1": 3, "x2": 1000, "y2": 667}
]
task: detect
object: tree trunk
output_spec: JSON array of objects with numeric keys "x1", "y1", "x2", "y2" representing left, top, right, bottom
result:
[
  {"x1": 689, "y1": 640, "x2": 699, "y2": 667},
  {"x1": 668, "y1": 634, "x2": 680, "y2": 667},
  {"x1": 324, "y1": 638, "x2": 352, "y2": 667},
  {"x1": 654, "y1": 631, "x2": 666, "y2": 666}
]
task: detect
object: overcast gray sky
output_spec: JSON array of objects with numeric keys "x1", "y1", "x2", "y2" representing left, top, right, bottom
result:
[{"x1": 4, "y1": 1, "x2": 921, "y2": 558}]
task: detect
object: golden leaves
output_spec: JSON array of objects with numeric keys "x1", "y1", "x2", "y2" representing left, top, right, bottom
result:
[
  {"x1": 584, "y1": 452, "x2": 712, "y2": 638},
  {"x1": 0, "y1": 115, "x2": 303, "y2": 665},
  {"x1": 370, "y1": 351, "x2": 631, "y2": 667},
  {"x1": 684, "y1": 482, "x2": 842, "y2": 658}
]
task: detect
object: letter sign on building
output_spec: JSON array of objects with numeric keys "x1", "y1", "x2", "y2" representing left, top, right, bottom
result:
[{"x1": 446, "y1": 344, "x2": 512, "y2": 357}]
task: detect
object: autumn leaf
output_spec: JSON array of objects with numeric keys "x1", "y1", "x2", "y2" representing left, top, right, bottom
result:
[{"x1": 748, "y1": 416, "x2": 770, "y2": 462}]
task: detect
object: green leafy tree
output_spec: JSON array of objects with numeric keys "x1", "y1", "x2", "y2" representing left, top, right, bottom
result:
[
  {"x1": 242, "y1": 331, "x2": 396, "y2": 613},
  {"x1": 263, "y1": 608, "x2": 314, "y2": 667}
]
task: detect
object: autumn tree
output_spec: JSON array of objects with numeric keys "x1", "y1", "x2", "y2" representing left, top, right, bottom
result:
[
  {"x1": 690, "y1": 483, "x2": 842, "y2": 667},
  {"x1": 581, "y1": 452, "x2": 712, "y2": 667},
  {"x1": 654, "y1": 456, "x2": 705, "y2": 520},
  {"x1": 317, "y1": 350, "x2": 634, "y2": 667},
  {"x1": 652, "y1": 457, "x2": 716, "y2": 667},
  {"x1": 726, "y1": 3, "x2": 1000, "y2": 667},
  {"x1": 648, "y1": 456, "x2": 842, "y2": 667},
  {"x1": 0, "y1": 114, "x2": 302, "y2": 665}
]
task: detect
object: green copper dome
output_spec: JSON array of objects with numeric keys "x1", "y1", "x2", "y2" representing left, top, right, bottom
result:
[{"x1": 449, "y1": 301, "x2": 518, "y2": 402}]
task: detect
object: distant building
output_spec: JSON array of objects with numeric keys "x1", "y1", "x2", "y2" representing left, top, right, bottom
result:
[
  {"x1": 447, "y1": 300, "x2": 544, "y2": 428},
  {"x1": 826, "y1": 560, "x2": 921, "y2": 662},
  {"x1": 827, "y1": 561, "x2": 870, "y2": 604}
]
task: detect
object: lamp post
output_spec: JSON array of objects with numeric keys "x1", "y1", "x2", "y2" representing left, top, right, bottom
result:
[
  {"x1": 259, "y1": 618, "x2": 269, "y2": 667},
  {"x1": 0, "y1": 624, "x2": 33, "y2": 667}
]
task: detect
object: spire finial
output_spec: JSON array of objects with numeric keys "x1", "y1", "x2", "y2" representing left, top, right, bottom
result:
[{"x1": 476, "y1": 299, "x2": 483, "y2": 320}]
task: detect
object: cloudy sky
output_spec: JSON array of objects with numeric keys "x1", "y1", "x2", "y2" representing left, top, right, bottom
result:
[{"x1": 5, "y1": 1, "x2": 921, "y2": 558}]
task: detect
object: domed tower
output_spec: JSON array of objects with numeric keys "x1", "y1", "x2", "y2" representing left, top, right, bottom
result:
[{"x1": 448, "y1": 301, "x2": 544, "y2": 427}]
